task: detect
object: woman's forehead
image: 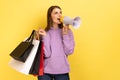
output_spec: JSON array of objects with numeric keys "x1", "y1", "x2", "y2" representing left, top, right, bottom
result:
[{"x1": 52, "y1": 8, "x2": 62, "y2": 12}]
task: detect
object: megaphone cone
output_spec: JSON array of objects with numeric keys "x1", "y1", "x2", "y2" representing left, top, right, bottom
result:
[{"x1": 60, "y1": 16, "x2": 81, "y2": 29}]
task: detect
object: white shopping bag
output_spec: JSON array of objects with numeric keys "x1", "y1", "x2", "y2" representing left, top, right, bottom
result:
[{"x1": 9, "y1": 39, "x2": 40, "y2": 75}]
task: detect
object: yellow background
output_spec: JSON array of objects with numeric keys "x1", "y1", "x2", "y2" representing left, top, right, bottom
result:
[{"x1": 0, "y1": 0, "x2": 120, "y2": 80}]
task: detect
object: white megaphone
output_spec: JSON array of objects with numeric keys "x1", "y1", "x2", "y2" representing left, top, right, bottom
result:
[{"x1": 61, "y1": 16, "x2": 81, "y2": 29}]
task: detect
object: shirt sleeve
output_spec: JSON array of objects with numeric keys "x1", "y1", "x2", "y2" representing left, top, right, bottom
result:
[
  {"x1": 62, "y1": 29, "x2": 75, "y2": 55},
  {"x1": 42, "y1": 32, "x2": 51, "y2": 58}
]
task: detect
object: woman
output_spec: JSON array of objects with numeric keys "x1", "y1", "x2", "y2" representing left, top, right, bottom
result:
[{"x1": 37, "y1": 5, "x2": 75, "y2": 80}]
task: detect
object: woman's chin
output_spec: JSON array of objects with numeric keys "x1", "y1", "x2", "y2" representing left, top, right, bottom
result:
[{"x1": 57, "y1": 21, "x2": 62, "y2": 24}]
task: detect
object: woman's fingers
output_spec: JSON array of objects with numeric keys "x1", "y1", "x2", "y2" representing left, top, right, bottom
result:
[
  {"x1": 62, "y1": 24, "x2": 69, "y2": 35},
  {"x1": 38, "y1": 28, "x2": 46, "y2": 36}
]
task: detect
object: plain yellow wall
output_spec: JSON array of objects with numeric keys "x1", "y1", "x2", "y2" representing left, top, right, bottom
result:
[{"x1": 0, "y1": 0, "x2": 120, "y2": 80}]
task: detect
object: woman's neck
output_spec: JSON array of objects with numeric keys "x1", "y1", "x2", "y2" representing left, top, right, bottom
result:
[{"x1": 52, "y1": 23, "x2": 58, "y2": 29}]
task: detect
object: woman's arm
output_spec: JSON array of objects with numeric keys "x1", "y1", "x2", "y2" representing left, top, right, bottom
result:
[
  {"x1": 37, "y1": 28, "x2": 51, "y2": 58},
  {"x1": 42, "y1": 33, "x2": 51, "y2": 58},
  {"x1": 63, "y1": 29, "x2": 75, "y2": 55}
]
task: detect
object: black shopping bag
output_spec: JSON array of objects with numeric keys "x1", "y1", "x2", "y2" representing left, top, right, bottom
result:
[
  {"x1": 10, "y1": 30, "x2": 35, "y2": 62},
  {"x1": 29, "y1": 40, "x2": 42, "y2": 75}
]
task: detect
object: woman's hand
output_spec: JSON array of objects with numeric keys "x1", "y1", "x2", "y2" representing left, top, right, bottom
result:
[
  {"x1": 38, "y1": 28, "x2": 46, "y2": 36},
  {"x1": 62, "y1": 24, "x2": 70, "y2": 35},
  {"x1": 35, "y1": 28, "x2": 46, "y2": 40}
]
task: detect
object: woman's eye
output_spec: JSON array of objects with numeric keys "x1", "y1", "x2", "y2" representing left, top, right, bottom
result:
[
  {"x1": 60, "y1": 11, "x2": 62, "y2": 14},
  {"x1": 54, "y1": 11, "x2": 62, "y2": 14},
  {"x1": 55, "y1": 12, "x2": 58, "y2": 14}
]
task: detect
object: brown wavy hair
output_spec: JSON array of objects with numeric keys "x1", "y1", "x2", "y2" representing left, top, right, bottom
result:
[{"x1": 45, "y1": 5, "x2": 63, "y2": 31}]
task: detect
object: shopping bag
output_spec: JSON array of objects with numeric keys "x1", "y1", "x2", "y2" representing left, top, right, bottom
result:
[
  {"x1": 29, "y1": 41, "x2": 44, "y2": 76},
  {"x1": 10, "y1": 30, "x2": 35, "y2": 62},
  {"x1": 38, "y1": 42, "x2": 44, "y2": 76},
  {"x1": 9, "y1": 39, "x2": 40, "y2": 75}
]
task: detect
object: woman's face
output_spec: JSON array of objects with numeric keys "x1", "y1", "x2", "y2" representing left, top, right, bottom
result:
[{"x1": 51, "y1": 8, "x2": 62, "y2": 25}]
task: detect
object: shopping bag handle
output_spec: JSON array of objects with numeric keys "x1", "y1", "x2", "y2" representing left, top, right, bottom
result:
[{"x1": 26, "y1": 30, "x2": 35, "y2": 43}]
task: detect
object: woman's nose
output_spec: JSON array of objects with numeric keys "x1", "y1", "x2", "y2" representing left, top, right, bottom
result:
[{"x1": 59, "y1": 13, "x2": 62, "y2": 17}]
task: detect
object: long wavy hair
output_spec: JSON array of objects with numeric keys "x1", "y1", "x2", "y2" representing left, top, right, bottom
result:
[{"x1": 45, "y1": 5, "x2": 63, "y2": 31}]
